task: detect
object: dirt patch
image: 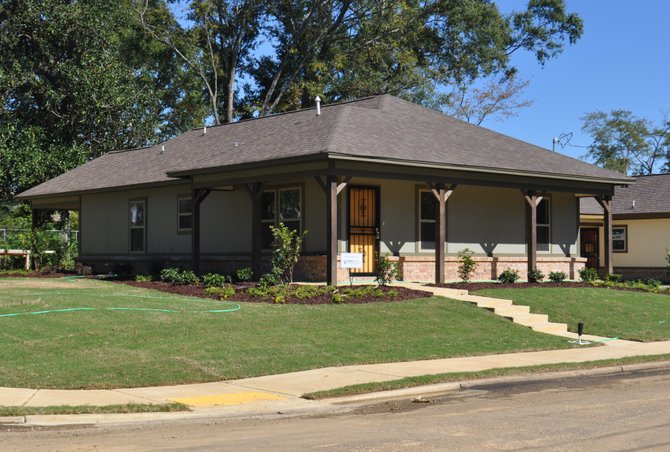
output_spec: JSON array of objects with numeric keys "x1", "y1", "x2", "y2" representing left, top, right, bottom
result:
[{"x1": 118, "y1": 280, "x2": 432, "y2": 304}]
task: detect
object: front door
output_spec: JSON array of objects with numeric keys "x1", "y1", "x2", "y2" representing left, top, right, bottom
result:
[
  {"x1": 348, "y1": 186, "x2": 380, "y2": 275},
  {"x1": 580, "y1": 227, "x2": 599, "y2": 268}
]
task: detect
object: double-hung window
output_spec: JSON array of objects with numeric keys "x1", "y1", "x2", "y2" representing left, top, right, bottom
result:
[
  {"x1": 612, "y1": 225, "x2": 627, "y2": 252},
  {"x1": 129, "y1": 199, "x2": 146, "y2": 253},
  {"x1": 536, "y1": 198, "x2": 550, "y2": 252},
  {"x1": 418, "y1": 190, "x2": 437, "y2": 250},
  {"x1": 261, "y1": 187, "x2": 302, "y2": 249},
  {"x1": 177, "y1": 195, "x2": 192, "y2": 232}
]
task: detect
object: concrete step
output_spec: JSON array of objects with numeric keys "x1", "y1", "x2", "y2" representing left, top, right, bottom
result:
[
  {"x1": 509, "y1": 313, "x2": 549, "y2": 325},
  {"x1": 473, "y1": 299, "x2": 514, "y2": 309},
  {"x1": 531, "y1": 322, "x2": 569, "y2": 334},
  {"x1": 492, "y1": 305, "x2": 530, "y2": 317}
]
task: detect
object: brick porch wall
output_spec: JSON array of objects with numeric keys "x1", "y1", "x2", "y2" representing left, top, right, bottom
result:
[{"x1": 399, "y1": 255, "x2": 586, "y2": 282}]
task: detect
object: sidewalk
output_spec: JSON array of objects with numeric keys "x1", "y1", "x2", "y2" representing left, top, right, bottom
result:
[{"x1": 2, "y1": 283, "x2": 670, "y2": 422}]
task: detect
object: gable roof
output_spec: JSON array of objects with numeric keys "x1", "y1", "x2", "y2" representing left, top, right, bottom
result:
[
  {"x1": 580, "y1": 174, "x2": 670, "y2": 217},
  {"x1": 18, "y1": 94, "x2": 633, "y2": 200}
]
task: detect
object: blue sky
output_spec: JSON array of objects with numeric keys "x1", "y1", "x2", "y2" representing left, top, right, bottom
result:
[{"x1": 488, "y1": 0, "x2": 670, "y2": 160}]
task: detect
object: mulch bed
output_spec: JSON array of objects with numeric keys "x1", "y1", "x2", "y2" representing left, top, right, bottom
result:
[
  {"x1": 119, "y1": 280, "x2": 433, "y2": 304},
  {"x1": 434, "y1": 282, "x2": 593, "y2": 291},
  {"x1": 0, "y1": 271, "x2": 76, "y2": 279}
]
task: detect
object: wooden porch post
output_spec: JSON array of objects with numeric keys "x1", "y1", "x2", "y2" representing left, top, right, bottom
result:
[
  {"x1": 596, "y1": 195, "x2": 613, "y2": 275},
  {"x1": 191, "y1": 187, "x2": 211, "y2": 275},
  {"x1": 326, "y1": 176, "x2": 338, "y2": 285},
  {"x1": 317, "y1": 175, "x2": 351, "y2": 286},
  {"x1": 430, "y1": 184, "x2": 456, "y2": 284},
  {"x1": 523, "y1": 190, "x2": 543, "y2": 277},
  {"x1": 246, "y1": 183, "x2": 264, "y2": 281}
]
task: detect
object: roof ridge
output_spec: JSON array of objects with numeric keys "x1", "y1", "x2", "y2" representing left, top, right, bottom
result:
[
  {"x1": 184, "y1": 95, "x2": 383, "y2": 134},
  {"x1": 321, "y1": 105, "x2": 351, "y2": 153}
]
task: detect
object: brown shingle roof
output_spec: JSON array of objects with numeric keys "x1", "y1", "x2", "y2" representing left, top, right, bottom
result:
[
  {"x1": 580, "y1": 174, "x2": 670, "y2": 216},
  {"x1": 18, "y1": 94, "x2": 632, "y2": 199}
]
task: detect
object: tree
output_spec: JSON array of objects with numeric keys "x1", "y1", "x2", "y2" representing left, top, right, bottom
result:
[
  {"x1": 441, "y1": 73, "x2": 533, "y2": 125},
  {"x1": 581, "y1": 110, "x2": 670, "y2": 175},
  {"x1": 145, "y1": 0, "x2": 583, "y2": 120},
  {"x1": 0, "y1": 0, "x2": 205, "y2": 203}
]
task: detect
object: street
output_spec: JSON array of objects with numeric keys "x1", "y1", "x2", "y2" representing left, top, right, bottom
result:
[{"x1": 3, "y1": 367, "x2": 670, "y2": 451}]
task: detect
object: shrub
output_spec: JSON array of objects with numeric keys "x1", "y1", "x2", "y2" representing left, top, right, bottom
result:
[
  {"x1": 527, "y1": 268, "x2": 544, "y2": 283},
  {"x1": 202, "y1": 273, "x2": 231, "y2": 288},
  {"x1": 579, "y1": 267, "x2": 599, "y2": 282},
  {"x1": 457, "y1": 248, "x2": 477, "y2": 282},
  {"x1": 160, "y1": 267, "x2": 181, "y2": 283},
  {"x1": 236, "y1": 267, "x2": 253, "y2": 282},
  {"x1": 331, "y1": 292, "x2": 344, "y2": 303},
  {"x1": 375, "y1": 253, "x2": 398, "y2": 286},
  {"x1": 160, "y1": 267, "x2": 200, "y2": 285},
  {"x1": 135, "y1": 274, "x2": 152, "y2": 282},
  {"x1": 548, "y1": 271, "x2": 567, "y2": 283},
  {"x1": 498, "y1": 268, "x2": 520, "y2": 284},
  {"x1": 205, "y1": 285, "x2": 236, "y2": 299},
  {"x1": 260, "y1": 223, "x2": 308, "y2": 287},
  {"x1": 605, "y1": 273, "x2": 624, "y2": 283},
  {"x1": 274, "y1": 295, "x2": 286, "y2": 304},
  {"x1": 645, "y1": 278, "x2": 662, "y2": 288}
]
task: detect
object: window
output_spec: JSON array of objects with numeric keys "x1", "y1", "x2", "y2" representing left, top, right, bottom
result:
[
  {"x1": 261, "y1": 187, "x2": 301, "y2": 249},
  {"x1": 418, "y1": 190, "x2": 437, "y2": 250},
  {"x1": 613, "y1": 225, "x2": 627, "y2": 252},
  {"x1": 129, "y1": 199, "x2": 146, "y2": 253},
  {"x1": 177, "y1": 195, "x2": 192, "y2": 232},
  {"x1": 536, "y1": 198, "x2": 550, "y2": 252}
]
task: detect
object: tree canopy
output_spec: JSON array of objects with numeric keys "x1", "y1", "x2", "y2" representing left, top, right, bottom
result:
[
  {"x1": 1, "y1": 0, "x2": 584, "y2": 203},
  {"x1": 581, "y1": 110, "x2": 670, "y2": 175},
  {"x1": 140, "y1": 0, "x2": 583, "y2": 122}
]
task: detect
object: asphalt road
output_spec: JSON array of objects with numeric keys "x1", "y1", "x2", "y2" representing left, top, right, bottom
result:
[{"x1": 3, "y1": 367, "x2": 670, "y2": 451}]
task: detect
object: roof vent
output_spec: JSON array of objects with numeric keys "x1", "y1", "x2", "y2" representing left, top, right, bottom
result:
[
  {"x1": 315, "y1": 96, "x2": 321, "y2": 116},
  {"x1": 160, "y1": 145, "x2": 165, "y2": 155},
  {"x1": 203, "y1": 124, "x2": 207, "y2": 135},
  {"x1": 632, "y1": 200, "x2": 636, "y2": 209}
]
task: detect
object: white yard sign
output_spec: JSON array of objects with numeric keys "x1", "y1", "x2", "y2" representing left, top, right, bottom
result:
[{"x1": 340, "y1": 252, "x2": 364, "y2": 269}]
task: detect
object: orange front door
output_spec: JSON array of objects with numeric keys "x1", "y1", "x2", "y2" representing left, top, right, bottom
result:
[{"x1": 348, "y1": 186, "x2": 380, "y2": 275}]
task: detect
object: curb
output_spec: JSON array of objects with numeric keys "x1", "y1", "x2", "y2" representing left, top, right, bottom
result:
[{"x1": 322, "y1": 360, "x2": 670, "y2": 405}]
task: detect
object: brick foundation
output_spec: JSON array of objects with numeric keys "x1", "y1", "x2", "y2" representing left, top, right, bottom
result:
[
  {"x1": 79, "y1": 254, "x2": 586, "y2": 283},
  {"x1": 608, "y1": 267, "x2": 670, "y2": 283}
]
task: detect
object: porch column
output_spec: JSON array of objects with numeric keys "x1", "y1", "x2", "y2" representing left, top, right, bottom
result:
[
  {"x1": 596, "y1": 194, "x2": 613, "y2": 275},
  {"x1": 316, "y1": 175, "x2": 350, "y2": 285},
  {"x1": 191, "y1": 187, "x2": 211, "y2": 275},
  {"x1": 523, "y1": 190, "x2": 543, "y2": 277},
  {"x1": 326, "y1": 176, "x2": 338, "y2": 285},
  {"x1": 246, "y1": 183, "x2": 264, "y2": 281},
  {"x1": 430, "y1": 184, "x2": 456, "y2": 284}
]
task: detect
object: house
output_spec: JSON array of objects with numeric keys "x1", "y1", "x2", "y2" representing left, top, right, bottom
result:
[
  {"x1": 580, "y1": 174, "x2": 670, "y2": 281},
  {"x1": 16, "y1": 95, "x2": 633, "y2": 284}
]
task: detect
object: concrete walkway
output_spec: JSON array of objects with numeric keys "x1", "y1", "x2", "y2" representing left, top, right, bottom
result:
[{"x1": 2, "y1": 283, "x2": 670, "y2": 414}]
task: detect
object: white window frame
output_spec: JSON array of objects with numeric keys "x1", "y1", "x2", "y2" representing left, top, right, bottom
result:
[
  {"x1": 418, "y1": 189, "x2": 437, "y2": 252},
  {"x1": 261, "y1": 186, "x2": 302, "y2": 249},
  {"x1": 537, "y1": 198, "x2": 551, "y2": 253},
  {"x1": 129, "y1": 198, "x2": 146, "y2": 253},
  {"x1": 612, "y1": 225, "x2": 628, "y2": 253},
  {"x1": 177, "y1": 195, "x2": 192, "y2": 233}
]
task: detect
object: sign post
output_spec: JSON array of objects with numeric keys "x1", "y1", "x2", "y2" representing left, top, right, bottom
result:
[{"x1": 340, "y1": 252, "x2": 363, "y2": 286}]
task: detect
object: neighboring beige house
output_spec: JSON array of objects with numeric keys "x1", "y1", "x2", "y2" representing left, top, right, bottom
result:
[
  {"x1": 580, "y1": 174, "x2": 670, "y2": 281},
  {"x1": 17, "y1": 95, "x2": 632, "y2": 284}
]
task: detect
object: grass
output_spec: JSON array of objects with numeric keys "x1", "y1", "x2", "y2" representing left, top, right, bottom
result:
[
  {"x1": 0, "y1": 278, "x2": 578, "y2": 389},
  {"x1": 303, "y1": 354, "x2": 670, "y2": 399},
  {"x1": 0, "y1": 402, "x2": 189, "y2": 416},
  {"x1": 475, "y1": 287, "x2": 670, "y2": 342}
]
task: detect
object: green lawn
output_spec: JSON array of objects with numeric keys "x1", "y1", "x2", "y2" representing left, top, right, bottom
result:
[
  {"x1": 475, "y1": 287, "x2": 670, "y2": 342},
  {"x1": 0, "y1": 278, "x2": 575, "y2": 389}
]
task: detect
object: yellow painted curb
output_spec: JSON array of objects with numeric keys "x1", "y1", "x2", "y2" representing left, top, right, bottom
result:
[{"x1": 173, "y1": 391, "x2": 287, "y2": 407}]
